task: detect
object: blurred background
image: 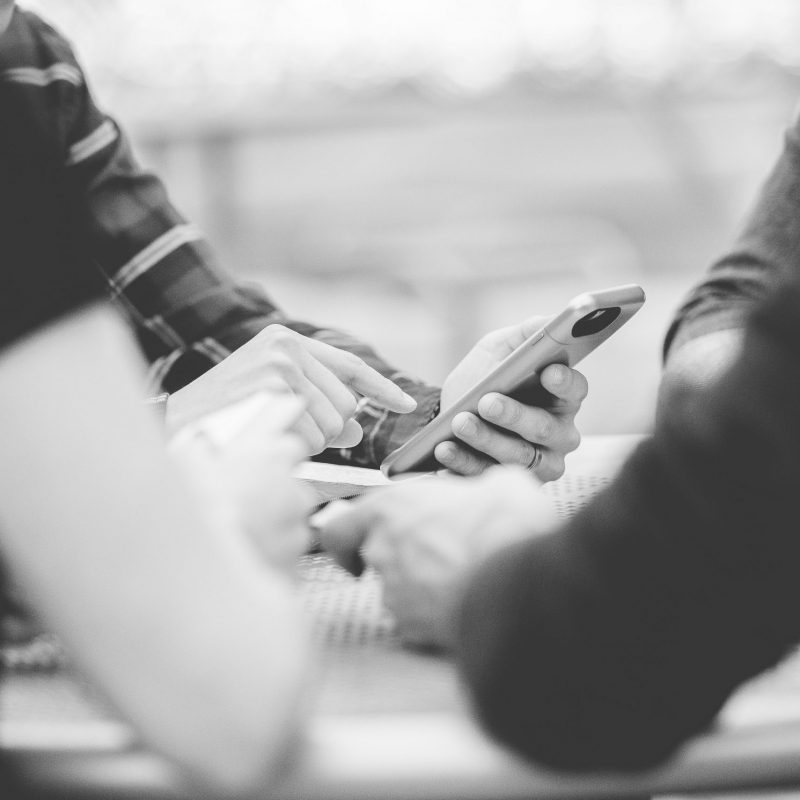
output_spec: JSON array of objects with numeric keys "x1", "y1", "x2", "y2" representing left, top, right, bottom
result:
[{"x1": 23, "y1": 0, "x2": 800, "y2": 434}]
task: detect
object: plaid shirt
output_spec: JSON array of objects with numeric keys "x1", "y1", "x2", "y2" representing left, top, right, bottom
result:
[{"x1": 1, "y1": 8, "x2": 440, "y2": 466}]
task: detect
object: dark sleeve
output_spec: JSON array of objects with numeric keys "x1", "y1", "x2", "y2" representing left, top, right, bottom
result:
[
  {"x1": 0, "y1": 92, "x2": 103, "y2": 350},
  {"x1": 664, "y1": 109, "x2": 800, "y2": 359},
  {"x1": 63, "y1": 88, "x2": 442, "y2": 434},
  {"x1": 34, "y1": 15, "x2": 441, "y2": 461},
  {"x1": 457, "y1": 276, "x2": 800, "y2": 771}
]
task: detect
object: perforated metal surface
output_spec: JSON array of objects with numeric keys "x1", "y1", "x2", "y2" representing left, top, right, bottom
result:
[
  {"x1": 545, "y1": 471, "x2": 613, "y2": 518},
  {"x1": 299, "y1": 471, "x2": 617, "y2": 715},
  {"x1": 0, "y1": 468, "x2": 616, "y2": 732},
  {"x1": 299, "y1": 469, "x2": 613, "y2": 650}
]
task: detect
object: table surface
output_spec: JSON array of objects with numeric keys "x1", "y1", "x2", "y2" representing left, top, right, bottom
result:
[{"x1": 6, "y1": 434, "x2": 800, "y2": 800}]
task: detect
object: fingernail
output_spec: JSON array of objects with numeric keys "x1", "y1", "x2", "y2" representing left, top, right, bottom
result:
[
  {"x1": 400, "y1": 391, "x2": 417, "y2": 409},
  {"x1": 484, "y1": 398, "x2": 504, "y2": 419},
  {"x1": 550, "y1": 365, "x2": 566, "y2": 384},
  {"x1": 458, "y1": 417, "x2": 478, "y2": 437},
  {"x1": 437, "y1": 444, "x2": 454, "y2": 463}
]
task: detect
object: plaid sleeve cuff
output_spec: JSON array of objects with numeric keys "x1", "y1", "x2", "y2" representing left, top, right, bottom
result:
[
  {"x1": 317, "y1": 379, "x2": 442, "y2": 469},
  {"x1": 143, "y1": 392, "x2": 170, "y2": 428},
  {"x1": 664, "y1": 304, "x2": 751, "y2": 363}
]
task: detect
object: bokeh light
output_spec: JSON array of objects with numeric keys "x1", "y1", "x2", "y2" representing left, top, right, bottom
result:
[{"x1": 20, "y1": 0, "x2": 800, "y2": 106}]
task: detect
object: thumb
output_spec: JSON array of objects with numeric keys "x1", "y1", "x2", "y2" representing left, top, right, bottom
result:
[
  {"x1": 501, "y1": 314, "x2": 552, "y2": 352},
  {"x1": 519, "y1": 314, "x2": 552, "y2": 339},
  {"x1": 315, "y1": 500, "x2": 374, "y2": 576},
  {"x1": 327, "y1": 418, "x2": 364, "y2": 450},
  {"x1": 480, "y1": 315, "x2": 551, "y2": 359}
]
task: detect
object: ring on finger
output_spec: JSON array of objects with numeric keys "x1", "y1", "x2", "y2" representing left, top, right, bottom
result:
[{"x1": 526, "y1": 444, "x2": 543, "y2": 471}]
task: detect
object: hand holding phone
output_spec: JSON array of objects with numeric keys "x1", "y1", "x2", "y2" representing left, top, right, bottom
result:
[{"x1": 381, "y1": 284, "x2": 645, "y2": 478}]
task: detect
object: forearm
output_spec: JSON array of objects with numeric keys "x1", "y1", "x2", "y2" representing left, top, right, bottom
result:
[
  {"x1": 79, "y1": 133, "x2": 442, "y2": 449},
  {"x1": 656, "y1": 327, "x2": 743, "y2": 423},
  {"x1": 0, "y1": 307, "x2": 310, "y2": 795},
  {"x1": 664, "y1": 117, "x2": 800, "y2": 361},
  {"x1": 457, "y1": 281, "x2": 800, "y2": 771},
  {"x1": 62, "y1": 54, "x2": 441, "y2": 449},
  {"x1": 72, "y1": 97, "x2": 441, "y2": 459},
  {"x1": 77, "y1": 133, "x2": 288, "y2": 394}
]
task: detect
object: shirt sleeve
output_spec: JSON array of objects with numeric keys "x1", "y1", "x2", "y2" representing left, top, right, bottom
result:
[
  {"x1": 59, "y1": 60, "x2": 285, "y2": 391},
  {"x1": 664, "y1": 109, "x2": 800, "y2": 359},
  {"x1": 41, "y1": 19, "x2": 441, "y2": 464},
  {"x1": 456, "y1": 273, "x2": 800, "y2": 771},
  {"x1": 309, "y1": 331, "x2": 441, "y2": 467},
  {"x1": 0, "y1": 84, "x2": 103, "y2": 349}
]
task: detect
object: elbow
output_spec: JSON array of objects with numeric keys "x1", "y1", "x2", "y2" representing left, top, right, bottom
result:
[
  {"x1": 142, "y1": 637, "x2": 312, "y2": 798},
  {"x1": 467, "y1": 673, "x2": 720, "y2": 774},
  {"x1": 159, "y1": 674, "x2": 309, "y2": 799},
  {"x1": 178, "y1": 715, "x2": 305, "y2": 799},
  {"x1": 476, "y1": 700, "x2": 682, "y2": 773},
  {"x1": 144, "y1": 585, "x2": 312, "y2": 796}
]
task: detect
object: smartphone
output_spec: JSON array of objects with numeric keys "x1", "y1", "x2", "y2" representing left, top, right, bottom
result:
[{"x1": 380, "y1": 283, "x2": 645, "y2": 478}]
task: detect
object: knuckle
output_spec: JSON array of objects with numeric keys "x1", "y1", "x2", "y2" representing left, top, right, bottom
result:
[
  {"x1": 340, "y1": 352, "x2": 368, "y2": 381},
  {"x1": 320, "y1": 415, "x2": 346, "y2": 444},
  {"x1": 467, "y1": 458, "x2": 490, "y2": 476},
  {"x1": 502, "y1": 400, "x2": 524, "y2": 426},
  {"x1": 440, "y1": 445, "x2": 467, "y2": 473},
  {"x1": 267, "y1": 351, "x2": 297, "y2": 375},
  {"x1": 458, "y1": 452, "x2": 486, "y2": 476},
  {"x1": 261, "y1": 323, "x2": 289, "y2": 341},
  {"x1": 446, "y1": 448, "x2": 469, "y2": 472},
  {"x1": 281, "y1": 335, "x2": 303, "y2": 357},
  {"x1": 535, "y1": 414, "x2": 554, "y2": 443},
  {"x1": 343, "y1": 351, "x2": 365, "y2": 370},
  {"x1": 338, "y1": 392, "x2": 358, "y2": 419},
  {"x1": 270, "y1": 325, "x2": 301, "y2": 351},
  {"x1": 574, "y1": 370, "x2": 590, "y2": 400},
  {"x1": 564, "y1": 429, "x2": 581, "y2": 454},
  {"x1": 545, "y1": 455, "x2": 566, "y2": 482}
]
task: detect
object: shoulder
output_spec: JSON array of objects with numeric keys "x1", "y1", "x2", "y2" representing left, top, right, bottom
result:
[
  {"x1": 0, "y1": 9, "x2": 89, "y2": 153},
  {"x1": 5, "y1": 8, "x2": 82, "y2": 72}
]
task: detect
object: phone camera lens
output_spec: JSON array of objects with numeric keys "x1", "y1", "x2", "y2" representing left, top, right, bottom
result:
[{"x1": 571, "y1": 306, "x2": 621, "y2": 337}]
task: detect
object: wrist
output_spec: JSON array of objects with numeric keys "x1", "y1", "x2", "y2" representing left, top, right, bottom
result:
[
  {"x1": 160, "y1": 385, "x2": 195, "y2": 437},
  {"x1": 144, "y1": 392, "x2": 170, "y2": 428}
]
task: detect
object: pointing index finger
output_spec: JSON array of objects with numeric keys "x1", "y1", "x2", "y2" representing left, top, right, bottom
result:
[
  {"x1": 342, "y1": 362, "x2": 417, "y2": 413},
  {"x1": 314, "y1": 345, "x2": 418, "y2": 413}
]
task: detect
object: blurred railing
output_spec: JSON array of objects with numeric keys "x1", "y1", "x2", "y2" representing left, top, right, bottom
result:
[
  {"x1": 20, "y1": 0, "x2": 800, "y2": 107},
  {"x1": 17, "y1": 0, "x2": 800, "y2": 427}
]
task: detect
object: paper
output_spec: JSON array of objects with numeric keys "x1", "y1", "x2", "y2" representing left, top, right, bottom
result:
[
  {"x1": 295, "y1": 461, "x2": 435, "y2": 504},
  {"x1": 170, "y1": 390, "x2": 435, "y2": 504}
]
